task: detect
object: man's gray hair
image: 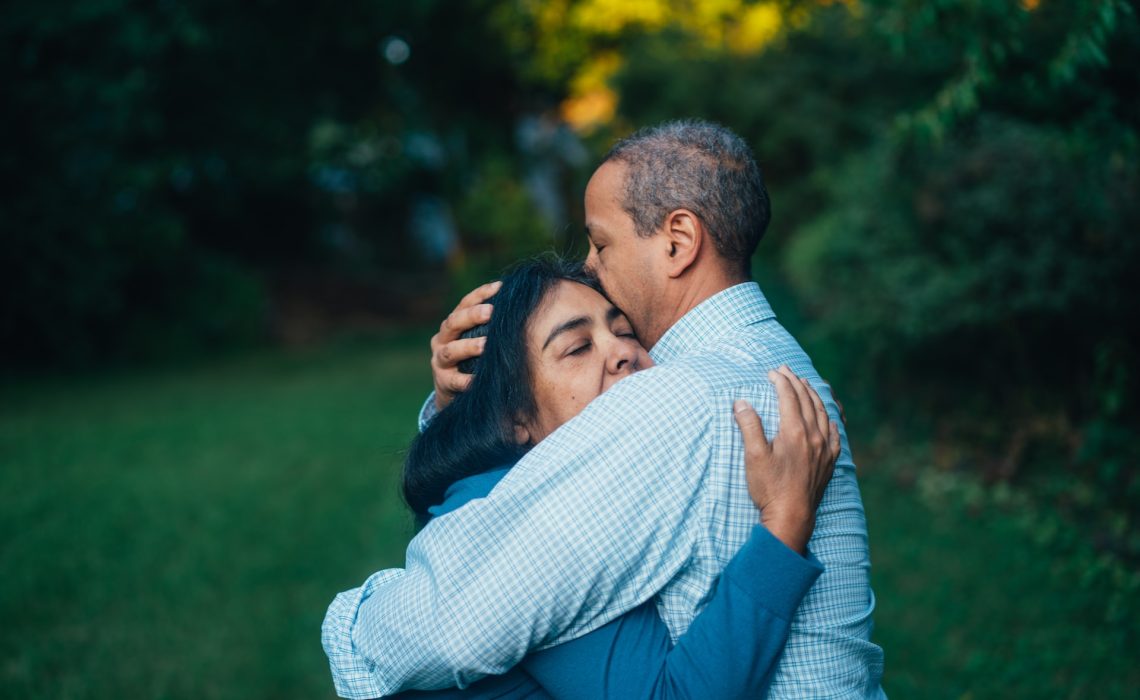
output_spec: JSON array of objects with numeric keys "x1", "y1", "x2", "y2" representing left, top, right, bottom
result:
[{"x1": 602, "y1": 120, "x2": 771, "y2": 275}]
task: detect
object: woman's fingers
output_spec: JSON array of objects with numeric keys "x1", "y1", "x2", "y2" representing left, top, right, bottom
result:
[
  {"x1": 734, "y1": 399, "x2": 772, "y2": 459},
  {"x1": 828, "y1": 420, "x2": 841, "y2": 465},
  {"x1": 768, "y1": 369, "x2": 805, "y2": 438},
  {"x1": 778, "y1": 366, "x2": 817, "y2": 433},
  {"x1": 801, "y1": 377, "x2": 830, "y2": 439},
  {"x1": 823, "y1": 380, "x2": 847, "y2": 427}
]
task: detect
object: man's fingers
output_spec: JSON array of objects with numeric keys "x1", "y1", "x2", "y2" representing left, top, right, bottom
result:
[
  {"x1": 734, "y1": 399, "x2": 772, "y2": 457},
  {"x1": 769, "y1": 369, "x2": 805, "y2": 438},
  {"x1": 436, "y1": 337, "x2": 487, "y2": 369},
  {"x1": 457, "y1": 280, "x2": 503, "y2": 310},
  {"x1": 828, "y1": 420, "x2": 841, "y2": 464},
  {"x1": 438, "y1": 303, "x2": 493, "y2": 344},
  {"x1": 441, "y1": 372, "x2": 473, "y2": 396}
]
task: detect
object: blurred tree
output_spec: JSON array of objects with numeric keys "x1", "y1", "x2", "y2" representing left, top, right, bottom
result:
[
  {"x1": 0, "y1": 0, "x2": 540, "y2": 367},
  {"x1": 780, "y1": 0, "x2": 1140, "y2": 554}
]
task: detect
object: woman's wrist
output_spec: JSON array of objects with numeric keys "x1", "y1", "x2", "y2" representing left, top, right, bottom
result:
[{"x1": 760, "y1": 503, "x2": 815, "y2": 556}]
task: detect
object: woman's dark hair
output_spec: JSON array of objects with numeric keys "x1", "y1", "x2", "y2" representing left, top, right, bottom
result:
[{"x1": 402, "y1": 256, "x2": 602, "y2": 522}]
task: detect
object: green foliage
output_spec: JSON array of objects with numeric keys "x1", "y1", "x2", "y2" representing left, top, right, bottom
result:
[
  {"x1": 1, "y1": 0, "x2": 536, "y2": 367},
  {"x1": 456, "y1": 158, "x2": 557, "y2": 260},
  {"x1": 787, "y1": 118, "x2": 1138, "y2": 353},
  {"x1": 865, "y1": 449, "x2": 1140, "y2": 697},
  {"x1": 773, "y1": 0, "x2": 1140, "y2": 567}
]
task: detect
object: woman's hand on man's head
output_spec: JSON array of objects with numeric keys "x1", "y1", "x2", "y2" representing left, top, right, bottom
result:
[
  {"x1": 733, "y1": 366, "x2": 840, "y2": 556},
  {"x1": 430, "y1": 280, "x2": 501, "y2": 410}
]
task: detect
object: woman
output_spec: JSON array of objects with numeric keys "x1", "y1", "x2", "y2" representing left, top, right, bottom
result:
[{"x1": 400, "y1": 257, "x2": 838, "y2": 699}]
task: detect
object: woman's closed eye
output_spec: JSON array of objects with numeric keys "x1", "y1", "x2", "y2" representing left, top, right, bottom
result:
[{"x1": 567, "y1": 341, "x2": 592, "y2": 356}]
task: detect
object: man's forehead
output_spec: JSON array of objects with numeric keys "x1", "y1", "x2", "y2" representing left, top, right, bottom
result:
[
  {"x1": 588, "y1": 160, "x2": 626, "y2": 194},
  {"x1": 585, "y1": 162, "x2": 628, "y2": 232}
]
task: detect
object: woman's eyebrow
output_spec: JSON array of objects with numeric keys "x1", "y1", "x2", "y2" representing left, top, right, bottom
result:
[
  {"x1": 605, "y1": 306, "x2": 622, "y2": 322},
  {"x1": 543, "y1": 316, "x2": 591, "y2": 350}
]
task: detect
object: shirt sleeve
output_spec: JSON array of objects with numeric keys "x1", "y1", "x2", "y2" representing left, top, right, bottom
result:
[
  {"x1": 329, "y1": 367, "x2": 715, "y2": 696},
  {"x1": 417, "y1": 392, "x2": 438, "y2": 432},
  {"x1": 521, "y1": 525, "x2": 823, "y2": 699}
]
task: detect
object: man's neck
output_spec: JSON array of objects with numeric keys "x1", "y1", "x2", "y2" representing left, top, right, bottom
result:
[{"x1": 644, "y1": 272, "x2": 748, "y2": 350}]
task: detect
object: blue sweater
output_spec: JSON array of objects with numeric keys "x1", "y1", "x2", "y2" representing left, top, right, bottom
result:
[{"x1": 394, "y1": 468, "x2": 823, "y2": 699}]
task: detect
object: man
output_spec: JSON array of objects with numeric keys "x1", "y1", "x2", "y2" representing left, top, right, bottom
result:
[{"x1": 323, "y1": 120, "x2": 885, "y2": 697}]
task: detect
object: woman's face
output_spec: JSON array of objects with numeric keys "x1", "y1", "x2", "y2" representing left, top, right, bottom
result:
[{"x1": 517, "y1": 280, "x2": 653, "y2": 445}]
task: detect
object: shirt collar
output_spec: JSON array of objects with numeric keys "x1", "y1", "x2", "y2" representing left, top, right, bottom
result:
[{"x1": 649, "y1": 282, "x2": 776, "y2": 364}]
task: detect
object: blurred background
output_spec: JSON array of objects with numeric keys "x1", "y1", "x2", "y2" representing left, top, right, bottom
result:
[{"x1": 2, "y1": 0, "x2": 1138, "y2": 697}]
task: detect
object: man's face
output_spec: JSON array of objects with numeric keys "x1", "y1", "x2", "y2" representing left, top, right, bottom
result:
[{"x1": 583, "y1": 160, "x2": 663, "y2": 344}]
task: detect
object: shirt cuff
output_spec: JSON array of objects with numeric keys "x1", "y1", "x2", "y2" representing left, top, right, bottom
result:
[
  {"x1": 418, "y1": 392, "x2": 439, "y2": 433},
  {"x1": 322, "y1": 571, "x2": 403, "y2": 698},
  {"x1": 721, "y1": 525, "x2": 825, "y2": 620}
]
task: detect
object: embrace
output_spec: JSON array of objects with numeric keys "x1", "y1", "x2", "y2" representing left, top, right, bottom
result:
[{"x1": 323, "y1": 121, "x2": 885, "y2": 698}]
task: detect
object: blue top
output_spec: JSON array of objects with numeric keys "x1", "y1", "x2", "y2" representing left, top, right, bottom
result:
[{"x1": 396, "y1": 467, "x2": 824, "y2": 699}]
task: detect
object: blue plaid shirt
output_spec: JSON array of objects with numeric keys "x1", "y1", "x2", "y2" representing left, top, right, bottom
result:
[{"x1": 323, "y1": 282, "x2": 885, "y2": 698}]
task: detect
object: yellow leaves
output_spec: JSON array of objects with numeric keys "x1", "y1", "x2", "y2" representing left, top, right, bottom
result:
[
  {"x1": 682, "y1": 0, "x2": 782, "y2": 54},
  {"x1": 1021, "y1": 0, "x2": 1042, "y2": 10},
  {"x1": 528, "y1": 0, "x2": 803, "y2": 132},
  {"x1": 687, "y1": 0, "x2": 745, "y2": 43},
  {"x1": 561, "y1": 88, "x2": 619, "y2": 132},
  {"x1": 727, "y1": 2, "x2": 783, "y2": 55},
  {"x1": 561, "y1": 52, "x2": 622, "y2": 132},
  {"x1": 570, "y1": 0, "x2": 669, "y2": 35},
  {"x1": 562, "y1": 0, "x2": 785, "y2": 53}
]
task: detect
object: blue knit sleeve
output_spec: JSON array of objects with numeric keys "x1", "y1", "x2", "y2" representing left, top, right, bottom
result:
[{"x1": 519, "y1": 525, "x2": 822, "y2": 699}]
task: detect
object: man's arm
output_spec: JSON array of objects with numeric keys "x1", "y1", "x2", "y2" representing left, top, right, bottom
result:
[{"x1": 327, "y1": 366, "x2": 718, "y2": 697}]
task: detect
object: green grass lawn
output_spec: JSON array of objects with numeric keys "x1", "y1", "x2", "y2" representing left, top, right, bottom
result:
[{"x1": 2, "y1": 337, "x2": 1136, "y2": 698}]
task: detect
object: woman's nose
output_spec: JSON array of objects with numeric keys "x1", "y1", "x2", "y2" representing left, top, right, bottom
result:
[{"x1": 607, "y1": 337, "x2": 638, "y2": 374}]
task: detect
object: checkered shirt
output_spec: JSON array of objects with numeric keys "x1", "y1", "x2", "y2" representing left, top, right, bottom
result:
[{"x1": 322, "y1": 282, "x2": 886, "y2": 698}]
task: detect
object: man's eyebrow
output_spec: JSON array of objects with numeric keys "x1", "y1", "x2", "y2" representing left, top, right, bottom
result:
[
  {"x1": 605, "y1": 306, "x2": 622, "y2": 322},
  {"x1": 543, "y1": 316, "x2": 591, "y2": 350}
]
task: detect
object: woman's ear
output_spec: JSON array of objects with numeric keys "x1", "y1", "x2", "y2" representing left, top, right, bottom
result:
[
  {"x1": 662, "y1": 209, "x2": 702, "y2": 278},
  {"x1": 513, "y1": 422, "x2": 532, "y2": 446}
]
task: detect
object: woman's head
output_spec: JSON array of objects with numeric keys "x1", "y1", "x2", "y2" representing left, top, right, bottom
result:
[
  {"x1": 513, "y1": 275, "x2": 649, "y2": 444},
  {"x1": 403, "y1": 256, "x2": 651, "y2": 520}
]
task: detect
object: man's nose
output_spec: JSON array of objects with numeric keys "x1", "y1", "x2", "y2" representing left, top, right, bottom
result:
[{"x1": 584, "y1": 248, "x2": 598, "y2": 274}]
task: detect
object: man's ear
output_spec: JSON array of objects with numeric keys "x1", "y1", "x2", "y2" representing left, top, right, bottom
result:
[{"x1": 662, "y1": 209, "x2": 702, "y2": 278}]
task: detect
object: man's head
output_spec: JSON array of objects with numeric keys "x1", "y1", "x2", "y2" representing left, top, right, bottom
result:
[{"x1": 584, "y1": 120, "x2": 771, "y2": 348}]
